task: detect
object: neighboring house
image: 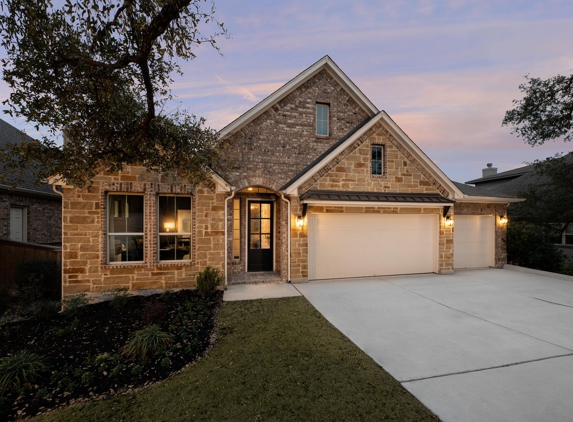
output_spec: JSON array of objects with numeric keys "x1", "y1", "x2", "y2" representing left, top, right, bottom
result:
[
  {"x1": 0, "y1": 118, "x2": 61, "y2": 245},
  {"x1": 466, "y1": 161, "x2": 573, "y2": 260},
  {"x1": 55, "y1": 56, "x2": 522, "y2": 297}
]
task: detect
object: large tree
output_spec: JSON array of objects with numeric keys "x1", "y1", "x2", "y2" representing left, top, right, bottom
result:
[
  {"x1": 503, "y1": 73, "x2": 573, "y2": 145},
  {"x1": 0, "y1": 0, "x2": 227, "y2": 187}
]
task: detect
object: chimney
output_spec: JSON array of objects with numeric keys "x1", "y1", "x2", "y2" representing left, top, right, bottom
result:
[{"x1": 482, "y1": 163, "x2": 497, "y2": 178}]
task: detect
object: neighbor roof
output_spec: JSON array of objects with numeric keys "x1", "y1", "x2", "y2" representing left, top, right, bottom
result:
[
  {"x1": 218, "y1": 55, "x2": 379, "y2": 139},
  {"x1": 0, "y1": 118, "x2": 60, "y2": 199},
  {"x1": 465, "y1": 164, "x2": 534, "y2": 184}
]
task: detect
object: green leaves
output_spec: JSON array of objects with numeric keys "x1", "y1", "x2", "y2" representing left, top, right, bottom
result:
[
  {"x1": 503, "y1": 74, "x2": 573, "y2": 145},
  {"x1": 0, "y1": 0, "x2": 228, "y2": 187}
]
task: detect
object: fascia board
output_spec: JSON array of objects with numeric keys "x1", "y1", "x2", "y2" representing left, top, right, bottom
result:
[
  {"x1": 219, "y1": 56, "x2": 378, "y2": 139},
  {"x1": 455, "y1": 196, "x2": 525, "y2": 203},
  {"x1": 284, "y1": 114, "x2": 384, "y2": 195},
  {"x1": 301, "y1": 199, "x2": 450, "y2": 208},
  {"x1": 210, "y1": 173, "x2": 232, "y2": 193},
  {"x1": 379, "y1": 111, "x2": 464, "y2": 200}
]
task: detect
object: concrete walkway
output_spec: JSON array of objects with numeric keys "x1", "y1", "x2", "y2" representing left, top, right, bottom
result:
[
  {"x1": 223, "y1": 282, "x2": 301, "y2": 301},
  {"x1": 296, "y1": 268, "x2": 573, "y2": 422}
]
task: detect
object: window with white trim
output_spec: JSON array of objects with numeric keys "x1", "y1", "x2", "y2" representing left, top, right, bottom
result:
[
  {"x1": 108, "y1": 195, "x2": 144, "y2": 263},
  {"x1": 158, "y1": 196, "x2": 192, "y2": 261},
  {"x1": 371, "y1": 145, "x2": 384, "y2": 175},
  {"x1": 316, "y1": 104, "x2": 329, "y2": 136}
]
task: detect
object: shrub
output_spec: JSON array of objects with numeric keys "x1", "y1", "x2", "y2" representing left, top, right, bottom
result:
[
  {"x1": 108, "y1": 288, "x2": 131, "y2": 310},
  {"x1": 121, "y1": 325, "x2": 174, "y2": 360},
  {"x1": 62, "y1": 293, "x2": 89, "y2": 316},
  {"x1": 14, "y1": 259, "x2": 59, "y2": 303},
  {"x1": 28, "y1": 300, "x2": 61, "y2": 319},
  {"x1": 0, "y1": 285, "x2": 13, "y2": 315},
  {"x1": 196, "y1": 266, "x2": 222, "y2": 298},
  {"x1": 0, "y1": 350, "x2": 49, "y2": 395},
  {"x1": 506, "y1": 221, "x2": 565, "y2": 272}
]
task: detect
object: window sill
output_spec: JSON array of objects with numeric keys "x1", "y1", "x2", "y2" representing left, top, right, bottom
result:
[
  {"x1": 156, "y1": 261, "x2": 195, "y2": 267},
  {"x1": 103, "y1": 262, "x2": 147, "y2": 269}
]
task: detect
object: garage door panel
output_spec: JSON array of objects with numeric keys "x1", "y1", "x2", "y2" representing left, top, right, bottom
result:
[
  {"x1": 308, "y1": 213, "x2": 438, "y2": 280},
  {"x1": 454, "y1": 215, "x2": 494, "y2": 269}
]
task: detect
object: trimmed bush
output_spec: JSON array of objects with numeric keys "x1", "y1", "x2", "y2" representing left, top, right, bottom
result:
[
  {"x1": 121, "y1": 325, "x2": 174, "y2": 360},
  {"x1": 0, "y1": 350, "x2": 49, "y2": 395},
  {"x1": 196, "y1": 266, "x2": 222, "y2": 298},
  {"x1": 0, "y1": 285, "x2": 13, "y2": 316},
  {"x1": 14, "y1": 259, "x2": 59, "y2": 303}
]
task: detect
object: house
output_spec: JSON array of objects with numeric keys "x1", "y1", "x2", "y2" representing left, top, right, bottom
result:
[
  {"x1": 466, "y1": 161, "x2": 572, "y2": 261},
  {"x1": 0, "y1": 118, "x2": 61, "y2": 245},
  {"x1": 56, "y1": 56, "x2": 523, "y2": 296}
]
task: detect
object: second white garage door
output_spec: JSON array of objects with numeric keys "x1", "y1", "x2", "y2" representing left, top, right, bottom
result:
[
  {"x1": 454, "y1": 215, "x2": 495, "y2": 269},
  {"x1": 308, "y1": 213, "x2": 439, "y2": 280}
]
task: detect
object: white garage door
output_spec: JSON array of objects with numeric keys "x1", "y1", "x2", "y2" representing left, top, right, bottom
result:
[
  {"x1": 454, "y1": 215, "x2": 495, "y2": 269},
  {"x1": 308, "y1": 213, "x2": 438, "y2": 280}
]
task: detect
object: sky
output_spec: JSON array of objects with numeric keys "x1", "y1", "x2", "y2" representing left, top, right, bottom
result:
[{"x1": 1, "y1": 0, "x2": 573, "y2": 183}]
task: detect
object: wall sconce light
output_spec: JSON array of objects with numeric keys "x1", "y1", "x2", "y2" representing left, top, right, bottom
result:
[
  {"x1": 164, "y1": 221, "x2": 175, "y2": 232},
  {"x1": 499, "y1": 215, "x2": 508, "y2": 225},
  {"x1": 445, "y1": 216, "x2": 454, "y2": 227},
  {"x1": 296, "y1": 216, "x2": 304, "y2": 228}
]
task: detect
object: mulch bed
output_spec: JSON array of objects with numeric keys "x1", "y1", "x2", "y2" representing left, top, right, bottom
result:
[{"x1": 0, "y1": 289, "x2": 222, "y2": 421}]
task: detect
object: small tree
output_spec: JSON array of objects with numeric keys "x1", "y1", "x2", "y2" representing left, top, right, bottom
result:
[
  {"x1": 506, "y1": 221, "x2": 565, "y2": 272},
  {"x1": 0, "y1": 0, "x2": 227, "y2": 188}
]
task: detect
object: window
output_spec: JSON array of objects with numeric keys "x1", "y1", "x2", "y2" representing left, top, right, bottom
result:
[
  {"x1": 108, "y1": 195, "x2": 144, "y2": 262},
  {"x1": 371, "y1": 145, "x2": 384, "y2": 175},
  {"x1": 233, "y1": 198, "x2": 240, "y2": 259},
  {"x1": 158, "y1": 196, "x2": 192, "y2": 261},
  {"x1": 9, "y1": 207, "x2": 26, "y2": 242},
  {"x1": 316, "y1": 104, "x2": 329, "y2": 136},
  {"x1": 552, "y1": 223, "x2": 573, "y2": 245}
]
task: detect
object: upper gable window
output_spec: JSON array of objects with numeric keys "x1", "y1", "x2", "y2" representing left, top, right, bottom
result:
[
  {"x1": 371, "y1": 145, "x2": 384, "y2": 175},
  {"x1": 316, "y1": 104, "x2": 329, "y2": 136}
]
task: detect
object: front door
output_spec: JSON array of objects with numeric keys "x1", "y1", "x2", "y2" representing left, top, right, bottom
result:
[{"x1": 248, "y1": 201, "x2": 273, "y2": 271}]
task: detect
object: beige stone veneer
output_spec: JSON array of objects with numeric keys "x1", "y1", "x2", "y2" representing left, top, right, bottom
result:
[{"x1": 62, "y1": 166, "x2": 225, "y2": 296}]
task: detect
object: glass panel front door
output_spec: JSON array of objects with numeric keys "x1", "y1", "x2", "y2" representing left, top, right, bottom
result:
[{"x1": 248, "y1": 201, "x2": 273, "y2": 271}]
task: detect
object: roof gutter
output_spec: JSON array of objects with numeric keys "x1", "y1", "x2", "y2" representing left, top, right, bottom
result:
[{"x1": 456, "y1": 196, "x2": 525, "y2": 204}]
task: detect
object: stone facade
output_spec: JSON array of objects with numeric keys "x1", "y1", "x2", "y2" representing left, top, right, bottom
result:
[
  {"x1": 302, "y1": 129, "x2": 444, "y2": 195},
  {"x1": 454, "y1": 202, "x2": 509, "y2": 268},
  {"x1": 62, "y1": 165, "x2": 225, "y2": 296},
  {"x1": 0, "y1": 191, "x2": 61, "y2": 244}
]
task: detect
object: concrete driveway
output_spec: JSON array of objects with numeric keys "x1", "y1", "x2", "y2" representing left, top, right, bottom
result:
[{"x1": 296, "y1": 268, "x2": 573, "y2": 422}]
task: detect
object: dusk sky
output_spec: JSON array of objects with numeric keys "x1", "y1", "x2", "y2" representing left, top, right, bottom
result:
[{"x1": 2, "y1": 0, "x2": 573, "y2": 183}]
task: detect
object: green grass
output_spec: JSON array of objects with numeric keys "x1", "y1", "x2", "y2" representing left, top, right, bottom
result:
[{"x1": 36, "y1": 297, "x2": 438, "y2": 421}]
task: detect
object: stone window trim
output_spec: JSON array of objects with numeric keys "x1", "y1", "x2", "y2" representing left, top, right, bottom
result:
[
  {"x1": 316, "y1": 103, "x2": 330, "y2": 137},
  {"x1": 369, "y1": 141, "x2": 387, "y2": 179},
  {"x1": 100, "y1": 182, "x2": 197, "y2": 268}
]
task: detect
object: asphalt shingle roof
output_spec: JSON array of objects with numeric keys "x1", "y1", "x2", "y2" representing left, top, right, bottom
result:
[
  {"x1": 0, "y1": 118, "x2": 59, "y2": 198},
  {"x1": 452, "y1": 181, "x2": 518, "y2": 198}
]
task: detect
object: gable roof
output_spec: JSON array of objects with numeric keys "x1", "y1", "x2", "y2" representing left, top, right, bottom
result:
[
  {"x1": 0, "y1": 118, "x2": 60, "y2": 199},
  {"x1": 282, "y1": 111, "x2": 465, "y2": 199},
  {"x1": 219, "y1": 56, "x2": 379, "y2": 139}
]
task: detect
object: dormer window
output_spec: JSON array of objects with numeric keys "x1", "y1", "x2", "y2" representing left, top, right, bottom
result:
[{"x1": 316, "y1": 104, "x2": 329, "y2": 136}]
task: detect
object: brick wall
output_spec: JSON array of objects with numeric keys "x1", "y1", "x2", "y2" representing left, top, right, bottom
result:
[
  {"x1": 222, "y1": 69, "x2": 371, "y2": 190},
  {"x1": 454, "y1": 202, "x2": 509, "y2": 268},
  {"x1": 0, "y1": 192, "x2": 61, "y2": 244},
  {"x1": 62, "y1": 165, "x2": 225, "y2": 296}
]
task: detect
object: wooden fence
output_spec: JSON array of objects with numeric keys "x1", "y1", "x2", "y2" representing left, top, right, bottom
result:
[{"x1": 0, "y1": 239, "x2": 62, "y2": 300}]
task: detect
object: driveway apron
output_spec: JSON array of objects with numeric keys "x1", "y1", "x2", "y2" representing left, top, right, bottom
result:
[{"x1": 296, "y1": 269, "x2": 573, "y2": 422}]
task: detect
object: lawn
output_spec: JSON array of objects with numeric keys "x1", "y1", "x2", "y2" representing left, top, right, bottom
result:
[{"x1": 36, "y1": 296, "x2": 439, "y2": 422}]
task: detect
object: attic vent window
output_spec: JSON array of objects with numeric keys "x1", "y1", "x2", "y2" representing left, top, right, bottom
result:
[{"x1": 316, "y1": 104, "x2": 329, "y2": 136}]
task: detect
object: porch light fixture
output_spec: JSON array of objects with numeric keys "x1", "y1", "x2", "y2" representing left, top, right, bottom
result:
[
  {"x1": 499, "y1": 215, "x2": 508, "y2": 225},
  {"x1": 445, "y1": 216, "x2": 454, "y2": 227},
  {"x1": 164, "y1": 221, "x2": 175, "y2": 232},
  {"x1": 296, "y1": 216, "x2": 304, "y2": 228}
]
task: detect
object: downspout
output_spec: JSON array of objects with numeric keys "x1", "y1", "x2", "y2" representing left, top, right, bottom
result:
[
  {"x1": 52, "y1": 184, "x2": 64, "y2": 302},
  {"x1": 280, "y1": 191, "x2": 291, "y2": 283},
  {"x1": 224, "y1": 187, "x2": 236, "y2": 287}
]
